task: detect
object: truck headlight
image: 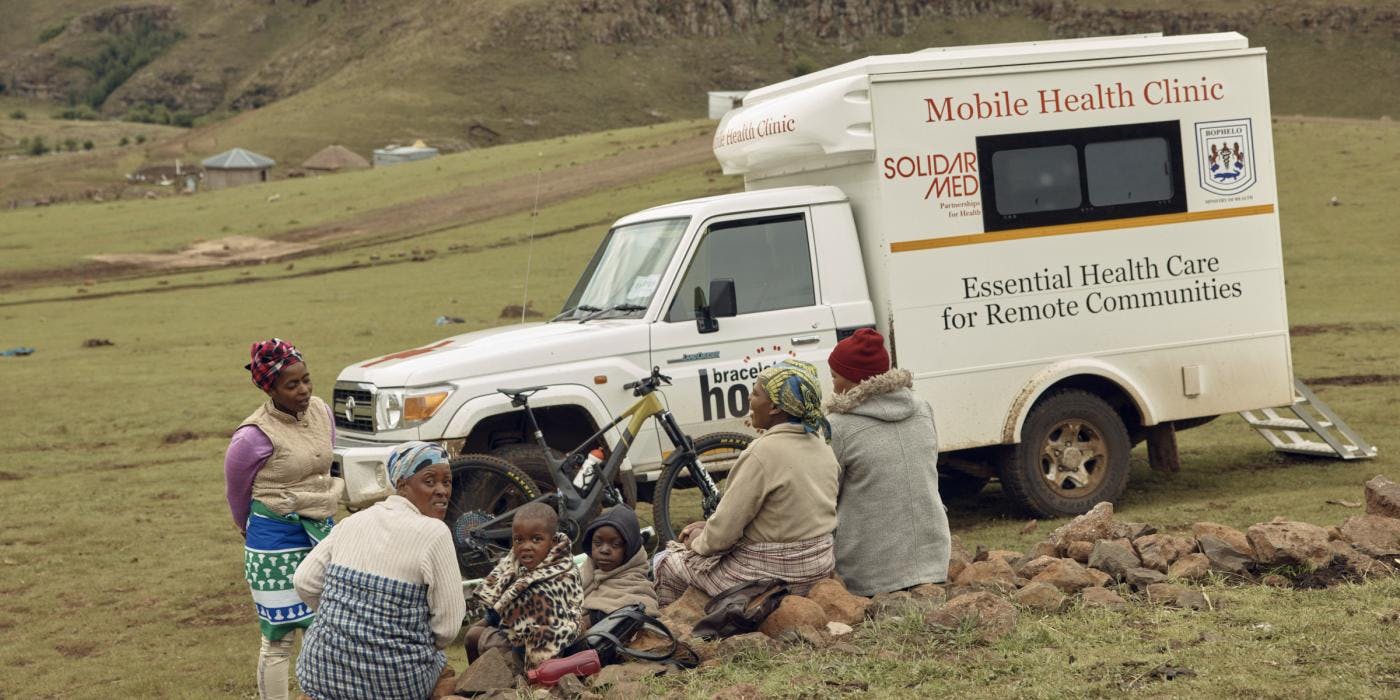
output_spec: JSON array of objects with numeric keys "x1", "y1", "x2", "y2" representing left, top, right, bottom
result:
[{"x1": 376, "y1": 386, "x2": 453, "y2": 430}]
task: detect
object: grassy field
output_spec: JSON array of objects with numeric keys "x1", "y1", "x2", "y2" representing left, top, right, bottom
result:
[{"x1": 0, "y1": 115, "x2": 1398, "y2": 698}]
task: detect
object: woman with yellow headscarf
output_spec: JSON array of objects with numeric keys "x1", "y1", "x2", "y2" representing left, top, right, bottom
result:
[{"x1": 654, "y1": 360, "x2": 841, "y2": 605}]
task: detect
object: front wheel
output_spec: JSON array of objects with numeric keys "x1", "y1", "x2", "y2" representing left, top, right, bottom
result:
[
  {"x1": 998, "y1": 390, "x2": 1131, "y2": 518},
  {"x1": 650, "y1": 432, "x2": 751, "y2": 545},
  {"x1": 446, "y1": 453, "x2": 540, "y2": 579}
]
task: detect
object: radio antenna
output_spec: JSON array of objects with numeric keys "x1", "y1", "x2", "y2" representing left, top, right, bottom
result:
[{"x1": 520, "y1": 156, "x2": 543, "y2": 324}]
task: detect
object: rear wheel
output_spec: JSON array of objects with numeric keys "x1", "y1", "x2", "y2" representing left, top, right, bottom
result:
[
  {"x1": 446, "y1": 453, "x2": 540, "y2": 579},
  {"x1": 998, "y1": 390, "x2": 1131, "y2": 518},
  {"x1": 650, "y1": 432, "x2": 752, "y2": 545}
]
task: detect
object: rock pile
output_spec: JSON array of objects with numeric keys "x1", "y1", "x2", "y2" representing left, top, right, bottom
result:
[{"x1": 436, "y1": 476, "x2": 1400, "y2": 698}]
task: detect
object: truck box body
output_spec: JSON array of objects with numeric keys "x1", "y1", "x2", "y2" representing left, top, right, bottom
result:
[{"x1": 715, "y1": 32, "x2": 1292, "y2": 451}]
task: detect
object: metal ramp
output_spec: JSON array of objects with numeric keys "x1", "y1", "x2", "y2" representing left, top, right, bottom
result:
[{"x1": 1239, "y1": 380, "x2": 1378, "y2": 459}]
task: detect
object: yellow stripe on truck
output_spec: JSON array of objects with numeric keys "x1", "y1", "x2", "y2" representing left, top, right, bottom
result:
[{"x1": 890, "y1": 204, "x2": 1276, "y2": 253}]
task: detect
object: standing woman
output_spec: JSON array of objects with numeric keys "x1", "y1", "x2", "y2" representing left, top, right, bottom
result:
[
  {"x1": 294, "y1": 441, "x2": 465, "y2": 700},
  {"x1": 224, "y1": 338, "x2": 339, "y2": 700}
]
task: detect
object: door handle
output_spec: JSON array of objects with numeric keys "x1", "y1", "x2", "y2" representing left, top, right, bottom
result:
[{"x1": 791, "y1": 335, "x2": 821, "y2": 346}]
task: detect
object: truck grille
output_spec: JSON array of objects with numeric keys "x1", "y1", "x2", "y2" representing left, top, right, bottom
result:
[{"x1": 333, "y1": 383, "x2": 375, "y2": 432}]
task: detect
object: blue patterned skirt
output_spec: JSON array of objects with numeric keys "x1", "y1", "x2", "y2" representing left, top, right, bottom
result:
[{"x1": 297, "y1": 564, "x2": 445, "y2": 700}]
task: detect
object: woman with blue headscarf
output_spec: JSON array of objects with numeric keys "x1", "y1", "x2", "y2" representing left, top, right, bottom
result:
[
  {"x1": 294, "y1": 442, "x2": 465, "y2": 700},
  {"x1": 654, "y1": 359, "x2": 842, "y2": 605}
]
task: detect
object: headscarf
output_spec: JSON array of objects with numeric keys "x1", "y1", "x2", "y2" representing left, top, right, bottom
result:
[
  {"x1": 245, "y1": 338, "x2": 304, "y2": 392},
  {"x1": 756, "y1": 359, "x2": 831, "y2": 440},
  {"x1": 387, "y1": 440, "x2": 450, "y2": 486}
]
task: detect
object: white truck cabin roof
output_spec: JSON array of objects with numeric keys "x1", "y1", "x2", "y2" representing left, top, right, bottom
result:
[
  {"x1": 715, "y1": 32, "x2": 1256, "y2": 177},
  {"x1": 612, "y1": 185, "x2": 847, "y2": 228}
]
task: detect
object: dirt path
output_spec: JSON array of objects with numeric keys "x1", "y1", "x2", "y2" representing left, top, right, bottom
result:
[{"x1": 0, "y1": 130, "x2": 717, "y2": 291}]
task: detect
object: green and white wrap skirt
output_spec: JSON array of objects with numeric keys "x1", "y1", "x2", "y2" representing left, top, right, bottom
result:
[{"x1": 244, "y1": 500, "x2": 334, "y2": 640}]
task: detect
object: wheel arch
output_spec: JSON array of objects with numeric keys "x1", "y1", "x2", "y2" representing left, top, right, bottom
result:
[
  {"x1": 442, "y1": 385, "x2": 617, "y2": 457},
  {"x1": 1002, "y1": 361, "x2": 1156, "y2": 444}
]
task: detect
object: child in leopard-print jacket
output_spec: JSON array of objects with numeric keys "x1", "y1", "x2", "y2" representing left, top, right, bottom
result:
[{"x1": 466, "y1": 503, "x2": 583, "y2": 667}]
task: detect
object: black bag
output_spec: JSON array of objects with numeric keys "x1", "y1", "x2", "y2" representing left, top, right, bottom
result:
[
  {"x1": 691, "y1": 578, "x2": 789, "y2": 640},
  {"x1": 562, "y1": 603, "x2": 697, "y2": 668}
]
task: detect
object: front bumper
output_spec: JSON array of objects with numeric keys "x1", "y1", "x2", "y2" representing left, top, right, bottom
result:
[{"x1": 333, "y1": 445, "x2": 396, "y2": 509}]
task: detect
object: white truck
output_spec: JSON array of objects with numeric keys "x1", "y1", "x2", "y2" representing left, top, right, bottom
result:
[{"x1": 335, "y1": 32, "x2": 1303, "y2": 518}]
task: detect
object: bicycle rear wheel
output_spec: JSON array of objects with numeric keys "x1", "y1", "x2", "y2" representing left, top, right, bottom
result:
[
  {"x1": 447, "y1": 453, "x2": 540, "y2": 579},
  {"x1": 650, "y1": 432, "x2": 750, "y2": 545}
]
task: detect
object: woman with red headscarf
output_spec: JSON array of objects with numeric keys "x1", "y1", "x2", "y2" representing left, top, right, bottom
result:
[{"x1": 224, "y1": 338, "x2": 339, "y2": 700}]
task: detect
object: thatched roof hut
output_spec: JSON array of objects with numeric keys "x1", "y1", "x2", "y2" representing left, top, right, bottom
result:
[{"x1": 302, "y1": 145, "x2": 370, "y2": 173}]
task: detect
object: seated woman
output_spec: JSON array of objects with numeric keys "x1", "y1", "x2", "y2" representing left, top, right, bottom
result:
[
  {"x1": 825, "y1": 328, "x2": 950, "y2": 596},
  {"x1": 294, "y1": 442, "x2": 465, "y2": 700},
  {"x1": 654, "y1": 360, "x2": 840, "y2": 606}
]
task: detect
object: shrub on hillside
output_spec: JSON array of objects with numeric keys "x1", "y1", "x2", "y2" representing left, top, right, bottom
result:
[
  {"x1": 119, "y1": 136, "x2": 129, "y2": 146},
  {"x1": 8, "y1": 109, "x2": 25, "y2": 120},
  {"x1": 55, "y1": 106, "x2": 98, "y2": 120},
  {"x1": 28, "y1": 137, "x2": 49, "y2": 156},
  {"x1": 63, "y1": 138, "x2": 79, "y2": 152},
  {"x1": 38, "y1": 20, "x2": 69, "y2": 44},
  {"x1": 135, "y1": 134, "x2": 146, "y2": 144},
  {"x1": 83, "y1": 140, "x2": 94, "y2": 151},
  {"x1": 64, "y1": 17, "x2": 183, "y2": 109}
]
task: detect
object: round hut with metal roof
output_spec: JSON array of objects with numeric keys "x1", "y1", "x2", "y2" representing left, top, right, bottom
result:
[{"x1": 201, "y1": 147, "x2": 275, "y2": 190}]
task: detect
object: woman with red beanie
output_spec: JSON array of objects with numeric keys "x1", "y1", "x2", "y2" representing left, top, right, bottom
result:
[{"x1": 825, "y1": 328, "x2": 951, "y2": 596}]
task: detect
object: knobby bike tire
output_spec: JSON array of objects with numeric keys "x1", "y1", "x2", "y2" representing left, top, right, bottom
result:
[
  {"x1": 650, "y1": 431, "x2": 752, "y2": 546},
  {"x1": 447, "y1": 453, "x2": 540, "y2": 579}
]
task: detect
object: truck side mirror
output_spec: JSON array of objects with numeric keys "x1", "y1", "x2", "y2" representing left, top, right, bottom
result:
[
  {"x1": 709, "y1": 278, "x2": 737, "y2": 318},
  {"x1": 693, "y1": 286, "x2": 718, "y2": 334}
]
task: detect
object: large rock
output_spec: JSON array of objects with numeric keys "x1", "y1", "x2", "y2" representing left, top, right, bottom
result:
[
  {"x1": 1196, "y1": 534, "x2": 1253, "y2": 574},
  {"x1": 1144, "y1": 583, "x2": 1184, "y2": 604},
  {"x1": 1085, "y1": 568, "x2": 1113, "y2": 588},
  {"x1": 1065, "y1": 541, "x2": 1095, "y2": 563},
  {"x1": 1365, "y1": 475, "x2": 1400, "y2": 519},
  {"x1": 1191, "y1": 522, "x2": 1253, "y2": 556},
  {"x1": 806, "y1": 579, "x2": 870, "y2": 626},
  {"x1": 1247, "y1": 518, "x2": 1333, "y2": 567},
  {"x1": 455, "y1": 648, "x2": 521, "y2": 695},
  {"x1": 758, "y1": 595, "x2": 827, "y2": 639},
  {"x1": 1024, "y1": 541, "x2": 1060, "y2": 561},
  {"x1": 1168, "y1": 553, "x2": 1211, "y2": 581},
  {"x1": 1080, "y1": 587, "x2": 1127, "y2": 611},
  {"x1": 658, "y1": 586, "x2": 711, "y2": 639},
  {"x1": 1134, "y1": 534, "x2": 1196, "y2": 573},
  {"x1": 1031, "y1": 559, "x2": 1098, "y2": 593},
  {"x1": 431, "y1": 665, "x2": 458, "y2": 700},
  {"x1": 1014, "y1": 555, "x2": 1061, "y2": 580},
  {"x1": 985, "y1": 549, "x2": 1024, "y2": 566},
  {"x1": 1335, "y1": 514, "x2": 1400, "y2": 557},
  {"x1": 953, "y1": 558, "x2": 1017, "y2": 588},
  {"x1": 1088, "y1": 540, "x2": 1141, "y2": 579},
  {"x1": 1123, "y1": 567, "x2": 1168, "y2": 590},
  {"x1": 1011, "y1": 582, "x2": 1066, "y2": 612},
  {"x1": 1046, "y1": 502, "x2": 1139, "y2": 551},
  {"x1": 924, "y1": 592, "x2": 1019, "y2": 643}
]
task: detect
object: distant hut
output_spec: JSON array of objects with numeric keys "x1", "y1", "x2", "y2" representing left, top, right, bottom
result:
[
  {"x1": 373, "y1": 139, "x2": 439, "y2": 167},
  {"x1": 201, "y1": 147, "x2": 275, "y2": 190},
  {"x1": 302, "y1": 144, "x2": 370, "y2": 174}
]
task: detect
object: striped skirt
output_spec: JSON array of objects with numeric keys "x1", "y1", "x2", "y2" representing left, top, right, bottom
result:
[
  {"x1": 654, "y1": 534, "x2": 835, "y2": 607},
  {"x1": 244, "y1": 500, "x2": 334, "y2": 640}
]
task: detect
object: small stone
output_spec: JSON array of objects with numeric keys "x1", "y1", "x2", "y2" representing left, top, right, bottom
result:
[
  {"x1": 924, "y1": 592, "x2": 1019, "y2": 643},
  {"x1": 758, "y1": 595, "x2": 827, "y2": 639},
  {"x1": 1247, "y1": 518, "x2": 1333, "y2": 567},
  {"x1": 1168, "y1": 553, "x2": 1211, "y2": 581},
  {"x1": 1365, "y1": 475, "x2": 1400, "y2": 519},
  {"x1": 826, "y1": 621, "x2": 854, "y2": 636},
  {"x1": 867, "y1": 590, "x2": 916, "y2": 620},
  {"x1": 1025, "y1": 540, "x2": 1060, "y2": 560},
  {"x1": 1124, "y1": 567, "x2": 1168, "y2": 590},
  {"x1": 1014, "y1": 555, "x2": 1061, "y2": 580},
  {"x1": 592, "y1": 662, "x2": 668, "y2": 688},
  {"x1": 908, "y1": 583, "x2": 947, "y2": 602},
  {"x1": 1174, "y1": 589, "x2": 1211, "y2": 611},
  {"x1": 1031, "y1": 559, "x2": 1098, "y2": 593},
  {"x1": 1085, "y1": 568, "x2": 1113, "y2": 588},
  {"x1": 1135, "y1": 534, "x2": 1196, "y2": 573},
  {"x1": 431, "y1": 665, "x2": 458, "y2": 700},
  {"x1": 1192, "y1": 522, "x2": 1254, "y2": 556},
  {"x1": 1020, "y1": 519, "x2": 1040, "y2": 535},
  {"x1": 658, "y1": 586, "x2": 711, "y2": 639},
  {"x1": 1197, "y1": 534, "x2": 1254, "y2": 574},
  {"x1": 455, "y1": 648, "x2": 521, "y2": 694},
  {"x1": 986, "y1": 549, "x2": 1024, "y2": 566},
  {"x1": 778, "y1": 624, "x2": 827, "y2": 649},
  {"x1": 1145, "y1": 583, "x2": 1184, "y2": 604},
  {"x1": 1080, "y1": 586, "x2": 1127, "y2": 610},
  {"x1": 1260, "y1": 574, "x2": 1291, "y2": 588},
  {"x1": 1046, "y1": 502, "x2": 1132, "y2": 550},
  {"x1": 1011, "y1": 581, "x2": 1066, "y2": 612},
  {"x1": 806, "y1": 578, "x2": 870, "y2": 625},
  {"x1": 1066, "y1": 541, "x2": 1095, "y2": 563},
  {"x1": 953, "y1": 558, "x2": 1017, "y2": 588},
  {"x1": 1088, "y1": 540, "x2": 1141, "y2": 579},
  {"x1": 1335, "y1": 515, "x2": 1400, "y2": 557},
  {"x1": 553, "y1": 674, "x2": 586, "y2": 699}
]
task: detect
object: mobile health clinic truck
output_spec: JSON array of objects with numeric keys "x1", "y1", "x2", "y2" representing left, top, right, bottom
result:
[{"x1": 334, "y1": 32, "x2": 1370, "y2": 519}]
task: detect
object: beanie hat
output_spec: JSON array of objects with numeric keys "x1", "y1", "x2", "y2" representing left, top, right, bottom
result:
[
  {"x1": 582, "y1": 506, "x2": 643, "y2": 561},
  {"x1": 828, "y1": 328, "x2": 889, "y2": 383}
]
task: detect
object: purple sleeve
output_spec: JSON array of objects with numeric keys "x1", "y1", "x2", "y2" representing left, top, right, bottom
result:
[{"x1": 225, "y1": 425, "x2": 273, "y2": 533}]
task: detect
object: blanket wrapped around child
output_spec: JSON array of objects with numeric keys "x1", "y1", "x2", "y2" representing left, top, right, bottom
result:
[
  {"x1": 474, "y1": 532, "x2": 583, "y2": 666},
  {"x1": 580, "y1": 548, "x2": 660, "y2": 617}
]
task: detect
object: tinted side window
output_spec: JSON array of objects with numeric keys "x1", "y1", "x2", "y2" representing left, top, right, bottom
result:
[
  {"x1": 1085, "y1": 138, "x2": 1173, "y2": 206},
  {"x1": 666, "y1": 215, "x2": 814, "y2": 322},
  {"x1": 991, "y1": 145, "x2": 1081, "y2": 215}
]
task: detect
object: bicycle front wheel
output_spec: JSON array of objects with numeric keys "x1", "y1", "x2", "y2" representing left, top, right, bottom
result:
[
  {"x1": 447, "y1": 453, "x2": 540, "y2": 579},
  {"x1": 650, "y1": 432, "x2": 750, "y2": 545}
]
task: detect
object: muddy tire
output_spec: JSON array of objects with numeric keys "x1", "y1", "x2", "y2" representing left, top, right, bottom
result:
[
  {"x1": 650, "y1": 432, "x2": 752, "y2": 544},
  {"x1": 999, "y1": 390, "x2": 1131, "y2": 518},
  {"x1": 489, "y1": 443, "x2": 560, "y2": 493},
  {"x1": 446, "y1": 453, "x2": 540, "y2": 579}
]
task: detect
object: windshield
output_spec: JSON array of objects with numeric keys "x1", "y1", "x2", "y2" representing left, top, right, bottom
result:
[{"x1": 556, "y1": 217, "x2": 689, "y2": 321}]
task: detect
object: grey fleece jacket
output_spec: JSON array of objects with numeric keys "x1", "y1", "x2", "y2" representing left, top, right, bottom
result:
[{"x1": 826, "y1": 369, "x2": 951, "y2": 596}]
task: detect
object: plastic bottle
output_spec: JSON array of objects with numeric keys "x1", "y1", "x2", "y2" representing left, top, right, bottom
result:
[
  {"x1": 526, "y1": 649, "x2": 601, "y2": 687},
  {"x1": 572, "y1": 448, "x2": 605, "y2": 490}
]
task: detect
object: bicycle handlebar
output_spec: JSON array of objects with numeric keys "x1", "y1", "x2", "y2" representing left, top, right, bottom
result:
[{"x1": 623, "y1": 367, "x2": 672, "y2": 395}]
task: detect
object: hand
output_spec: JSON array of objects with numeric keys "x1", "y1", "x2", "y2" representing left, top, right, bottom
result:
[{"x1": 679, "y1": 521, "x2": 706, "y2": 545}]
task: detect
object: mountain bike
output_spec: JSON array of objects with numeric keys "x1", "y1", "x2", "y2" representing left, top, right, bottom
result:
[{"x1": 445, "y1": 367, "x2": 751, "y2": 578}]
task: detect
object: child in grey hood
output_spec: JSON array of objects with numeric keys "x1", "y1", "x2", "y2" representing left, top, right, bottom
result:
[{"x1": 825, "y1": 328, "x2": 951, "y2": 596}]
